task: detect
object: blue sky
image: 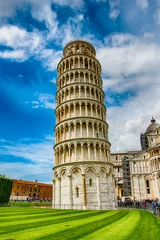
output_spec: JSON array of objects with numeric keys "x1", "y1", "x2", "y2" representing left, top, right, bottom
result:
[{"x1": 0, "y1": 0, "x2": 160, "y2": 183}]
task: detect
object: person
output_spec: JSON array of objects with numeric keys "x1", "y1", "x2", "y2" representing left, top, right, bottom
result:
[
  {"x1": 151, "y1": 200, "x2": 156, "y2": 215},
  {"x1": 143, "y1": 201, "x2": 147, "y2": 209}
]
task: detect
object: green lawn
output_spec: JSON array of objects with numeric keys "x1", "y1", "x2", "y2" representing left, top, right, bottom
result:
[{"x1": 0, "y1": 207, "x2": 159, "y2": 240}]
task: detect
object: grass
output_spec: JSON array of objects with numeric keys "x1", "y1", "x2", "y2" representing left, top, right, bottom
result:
[
  {"x1": 0, "y1": 207, "x2": 159, "y2": 240},
  {"x1": 9, "y1": 201, "x2": 52, "y2": 207}
]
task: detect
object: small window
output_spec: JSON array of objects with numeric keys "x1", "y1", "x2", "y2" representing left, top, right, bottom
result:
[
  {"x1": 146, "y1": 180, "x2": 150, "y2": 188},
  {"x1": 151, "y1": 138, "x2": 153, "y2": 142},
  {"x1": 118, "y1": 167, "x2": 120, "y2": 172},
  {"x1": 89, "y1": 179, "x2": 92, "y2": 186},
  {"x1": 116, "y1": 156, "x2": 118, "y2": 161},
  {"x1": 134, "y1": 162, "x2": 136, "y2": 164},
  {"x1": 147, "y1": 189, "x2": 150, "y2": 194},
  {"x1": 76, "y1": 187, "x2": 79, "y2": 198}
]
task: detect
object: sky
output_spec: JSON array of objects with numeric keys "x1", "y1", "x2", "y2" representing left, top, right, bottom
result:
[{"x1": 0, "y1": 0, "x2": 160, "y2": 183}]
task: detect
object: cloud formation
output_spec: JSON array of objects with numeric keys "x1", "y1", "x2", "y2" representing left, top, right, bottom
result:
[{"x1": 0, "y1": 136, "x2": 54, "y2": 182}]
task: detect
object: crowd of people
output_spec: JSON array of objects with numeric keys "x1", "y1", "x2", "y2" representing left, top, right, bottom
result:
[{"x1": 118, "y1": 198, "x2": 160, "y2": 217}]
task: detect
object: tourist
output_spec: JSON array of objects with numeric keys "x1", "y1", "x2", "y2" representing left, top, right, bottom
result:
[{"x1": 151, "y1": 200, "x2": 157, "y2": 215}]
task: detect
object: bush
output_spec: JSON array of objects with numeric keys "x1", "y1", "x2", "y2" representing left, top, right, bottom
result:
[{"x1": 0, "y1": 176, "x2": 13, "y2": 204}]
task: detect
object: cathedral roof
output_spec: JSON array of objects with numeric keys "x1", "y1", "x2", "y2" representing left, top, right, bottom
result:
[{"x1": 145, "y1": 117, "x2": 160, "y2": 133}]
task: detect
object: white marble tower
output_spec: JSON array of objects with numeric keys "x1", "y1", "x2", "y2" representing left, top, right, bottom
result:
[{"x1": 52, "y1": 40, "x2": 117, "y2": 210}]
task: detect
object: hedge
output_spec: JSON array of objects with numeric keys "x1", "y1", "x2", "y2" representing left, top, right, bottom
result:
[{"x1": 0, "y1": 177, "x2": 13, "y2": 204}]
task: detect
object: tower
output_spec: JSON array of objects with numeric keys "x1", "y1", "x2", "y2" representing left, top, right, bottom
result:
[{"x1": 53, "y1": 40, "x2": 117, "y2": 210}]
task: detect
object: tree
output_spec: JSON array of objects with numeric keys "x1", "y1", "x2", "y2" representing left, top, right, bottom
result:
[{"x1": 0, "y1": 175, "x2": 13, "y2": 204}]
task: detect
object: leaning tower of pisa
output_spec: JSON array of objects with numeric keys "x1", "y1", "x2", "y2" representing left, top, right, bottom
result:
[{"x1": 53, "y1": 40, "x2": 117, "y2": 210}]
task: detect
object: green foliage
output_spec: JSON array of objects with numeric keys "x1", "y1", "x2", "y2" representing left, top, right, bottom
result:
[
  {"x1": 0, "y1": 208, "x2": 159, "y2": 240},
  {"x1": 0, "y1": 176, "x2": 13, "y2": 204}
]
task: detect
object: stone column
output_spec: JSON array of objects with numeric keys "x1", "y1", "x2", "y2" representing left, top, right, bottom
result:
[
  {"x1": 69, "y1": 147, "x2": 71, "y2": 162},
  {"x1": 86, "y1": 103, "x2": 88, "y2": 116},
  {"x1": 138, "y1": 176, "x2": 141, "y2": 200},
  {"x1": 63, "y1": 148, "x2": 65, "y2": 163},
  {"x1": 57, "y1": 177, "x2": 61, "y2": 208},
  {"x1": 96, "y1": 174, "x2": 101, "y2": 208},
  {"x1": 75, "y1": 144, "x2": 77, "y2": 161},
  {"x1": 94, "y1": 144, "x2": 97, "y2": 160},
  {"x1": 52, "y1": 179, "x2": 55, "y2": 208},
  {"x1": 64, "y1": 127, "x2": 66, "y2": 141},
  {"x1": 74, "y1": 103, "x2": 76, "y2": 117},
  {"x1": 85, "y1": 87, "x2": 87, "y2": 98},
  {"x1": 88, "y1": 143, "x2": 90, "y2": 160},
  {"x1": 84, "y1": 72, "x2": 86, "y2": 82},
  {"x1": 88, "y1": 73, "x2": 91, "y2": 83},
  {"x1": 100, "y1": 146, "x2": 102, "y2": 161},
  {"x1": 93, "y1": 123, "x2": 95, "y2": 138},
  {"x1": 80, "y1": 122, "x2": 83, "y2": 137},
  {"x1": 69, "y1": 60, "x2": 71, "y2": 70},
  {"x1": 86, "y1": 122, "x2": 89, "y2": 137},
  {"x1": 82, "y1": 174, "x2": 87, "y2": 206},
  {"x1": 91, "y1": 104, "x2": 93, "y2": 117},
  {"x1": 155, "y1": 176, "x2": 160, "y2": 199},
  {"x1": 68, "y1": 175, "x2": 72, "y2": 209},
  {"x1": 78, "y1": 71, "x2": 80, "y2": 81},
  {"x1": 74, "y1": 123, "x2": 76, "y2": 138},
  {"x1": 83, "y1": 57, "x2": 85, "y2": 68},
  {"x1": 81, "y1": 144, "x2": 84, "y2": 160}
]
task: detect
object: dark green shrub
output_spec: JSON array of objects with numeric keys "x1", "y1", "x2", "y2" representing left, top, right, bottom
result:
[{"x1": 0, "y1": 176, "x2": 13, "y2": 204}]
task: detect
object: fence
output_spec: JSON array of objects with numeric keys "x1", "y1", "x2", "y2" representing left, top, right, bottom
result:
[{"x1": 52, "y1": 204, "x2": 118, "y2": 210}]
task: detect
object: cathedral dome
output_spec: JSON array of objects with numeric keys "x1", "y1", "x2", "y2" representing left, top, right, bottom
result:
[{"x1": 145, "y1": 117, "x2": 160, "y2": 133}]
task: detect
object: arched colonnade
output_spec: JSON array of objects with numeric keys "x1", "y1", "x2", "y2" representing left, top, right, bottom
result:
[
  {"x1": 55, "y1": 119, "x2": 108, "y2": 143},
  {"x1": 54, "y1": 141, "x2": 110, "y2": 165},
  {"x1": 57, "y1": 71, "x2": 102, "y2": 90},
  {"x1": 58, "y1": 56, "x2": 101, "y2": 77},
  {"x1": 57, "y1": 84, "x2": 104, "y2": 105},
  {"x1": 56, "y1": 101, "x2": 106, "y2": 123}
]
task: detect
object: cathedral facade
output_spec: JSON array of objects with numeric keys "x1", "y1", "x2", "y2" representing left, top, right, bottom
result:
[
  {"x1": 52, "y1": 40, "x2": 117, "y2": 210},
  {"x1": 113, "y1": 118, "x2": 160, "y2": 201}
]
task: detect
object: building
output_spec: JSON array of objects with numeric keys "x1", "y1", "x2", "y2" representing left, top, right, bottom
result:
[
  {"x1": 10, "y1": 179, "x2": 52, "y2": 201},
  {"x1": 53, "y1": 40, "x2": 117, "y2": 210},
  {"x1": 113, "y1": 118, "x2": 160, "y2": 201}
]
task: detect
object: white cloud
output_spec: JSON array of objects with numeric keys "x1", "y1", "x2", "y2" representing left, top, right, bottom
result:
[
  {"x1": 0, "y1": 136, "x2": 54, "y2": 182},
  {"x1": 136, "y1": 0, "x2": 148, "y2": 11},
  {"x1": 0, "y1": 24, "x2": 61, "y2": 69},
  {"x1": 37, "y1": 48, "x2": 62, "y2": 71},
  {"x1": 0, "y1": 50, "x2": 26, "y2": 60},
  {"x1": 109, "y1": 0, "x2": 121, "y2": 20},
  {"x1": 34, "y1": 93, "x2": 56, "y2": 109},
  {"x1": 97, "y1": 33, "x2": 160, "y2": 78},
  {"x1": 96, "y1": 33, "x2": 160, "y2": 151},
  {"x1": 0, "y1": 25, "x2": 42, "y2": 60},
  {"x1": 52, "y1": 0, "x2": 84, "y2": 9},
  {"x1": 109, "y1": 8, "x2": 120, "y2": 20},
  {"x1": 0, "y1": 0, "x2": 22, "y2": 18},
  {"x1": 108, "y1": 88, "x2": 160, "y2": 151},
  {"x1": 50, "y1": 78, "x2": 57, "y2": 84},
  {"x1": 155, "y1": 9, "x2": 160, "y2": 25}
]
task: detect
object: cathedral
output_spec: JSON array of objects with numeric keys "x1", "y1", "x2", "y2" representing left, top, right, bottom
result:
[
  {"x1": 52, "y1": 40, "x2": 160, "y2": 210},
  {"x1": 113, "y1": 117, "x2": 160, "y2": 201}
]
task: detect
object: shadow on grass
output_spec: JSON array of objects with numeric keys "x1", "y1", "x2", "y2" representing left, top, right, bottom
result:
[
  {"x1": 38, "y1": 211, "x2": 129, "y2": 240},
  {"x1": 0, "y1": 210, "x2": 108, "y2": 235}
]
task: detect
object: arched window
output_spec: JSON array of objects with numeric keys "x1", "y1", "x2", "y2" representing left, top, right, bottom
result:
[
  {"x1": 76, "y1": 187, "x2": 79, "y2": 198},
  {"x1": 89, "y1": 179, "x2": 92, "y2": 186}
]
